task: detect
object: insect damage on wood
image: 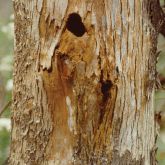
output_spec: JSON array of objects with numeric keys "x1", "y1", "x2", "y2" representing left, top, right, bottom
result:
[{"x1": 66, "y1": 13, "x2": 86, "y2": 37}]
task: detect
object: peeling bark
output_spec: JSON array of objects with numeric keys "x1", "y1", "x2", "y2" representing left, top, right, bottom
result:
[{"x1": 10, "y1": 0, "x2": 158, "y2": 165}]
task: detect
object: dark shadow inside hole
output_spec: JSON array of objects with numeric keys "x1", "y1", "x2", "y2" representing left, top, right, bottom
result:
[
  {"x1": 101, "y1": 80, "x2": 113, "y2": 102},
  {"x1": 101, "y1": 80, "x2": 113, "y2": 94},
  {"x1": 66, "y1": 13, "x2": 86, "y2": 37}
]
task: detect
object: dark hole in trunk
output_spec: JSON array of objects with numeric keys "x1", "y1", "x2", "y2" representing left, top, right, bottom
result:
[
  {"x1": 66, "y1": 13, "x2": 86, "y2": 37},
  {"x1": 101, "y1": 80, "x2": 113, "y2": 102}
]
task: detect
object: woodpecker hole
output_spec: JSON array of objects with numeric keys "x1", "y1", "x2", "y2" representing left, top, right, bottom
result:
[{"x1": 66, "y1": 13, "x2": 86, "y2": 37}]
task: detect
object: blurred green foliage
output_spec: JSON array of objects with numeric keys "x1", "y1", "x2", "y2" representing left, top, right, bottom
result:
[
  {"x1": 0, "y1": 0, "x2": 13, "y2": 164},
  {"x1": 0, "y1": 128, "x2": 10, "y2": 165}
]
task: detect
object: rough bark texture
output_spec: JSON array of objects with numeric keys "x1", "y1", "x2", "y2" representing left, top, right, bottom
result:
[
  {"x1": 149, "y1": 0, "x2": 165, "y2": 37},
  {"x1": 10, "y1": 0, "x2": 159, "y2": 165}
]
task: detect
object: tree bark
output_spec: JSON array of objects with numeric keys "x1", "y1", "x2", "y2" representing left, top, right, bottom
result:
[{"x1": 9, "y1": 0, "x2": 158, "y2": 164}]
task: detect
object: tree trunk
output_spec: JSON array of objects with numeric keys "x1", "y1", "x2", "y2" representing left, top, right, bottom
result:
[{"x1": 9, "y1": 0, "x2": 158, "y2": 164}]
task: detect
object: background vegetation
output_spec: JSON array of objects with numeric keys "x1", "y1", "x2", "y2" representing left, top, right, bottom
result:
[
  {"x1": 0, "y1": 0, "x2": 165, "y2": 164},
  {"x1": 0, "y1": 0, "x2": 13, "y2": 164}
]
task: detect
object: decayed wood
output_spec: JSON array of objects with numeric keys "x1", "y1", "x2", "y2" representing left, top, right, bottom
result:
[{"x1": 9, "y1": 0, "x2": 159, "y2": 164}]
